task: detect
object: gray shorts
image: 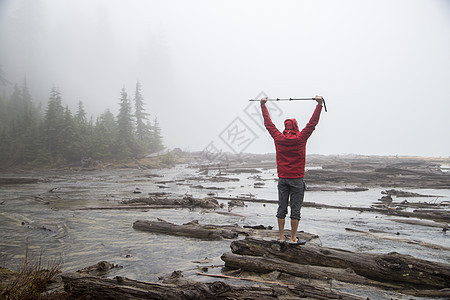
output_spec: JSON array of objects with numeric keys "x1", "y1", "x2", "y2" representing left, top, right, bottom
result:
[{"x1": 276, "y1": 177, "x2": 306, "y2": 220}]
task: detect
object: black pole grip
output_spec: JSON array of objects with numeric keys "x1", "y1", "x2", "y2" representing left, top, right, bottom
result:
[{"x1": 322, "y1": 98, "x2": 328, "y2": 112}]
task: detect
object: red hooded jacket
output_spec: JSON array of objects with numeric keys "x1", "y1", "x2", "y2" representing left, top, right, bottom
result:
[{"x1": 261, "y1": 103, "x2": 322, "y2": 178}]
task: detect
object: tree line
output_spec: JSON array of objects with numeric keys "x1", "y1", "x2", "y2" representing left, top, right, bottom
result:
[{"x1": 0, "y1": 78, "x2": 164, "y2": 167}]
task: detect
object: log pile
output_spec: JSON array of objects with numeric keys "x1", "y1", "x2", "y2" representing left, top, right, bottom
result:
[{"x1": 221, "y1": 237, "x2": 450, "y2": 298}]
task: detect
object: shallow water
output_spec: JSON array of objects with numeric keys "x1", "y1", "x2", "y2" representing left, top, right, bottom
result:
[{"x1": 0, "y1": 165, "x2": 449, "y2": 298}]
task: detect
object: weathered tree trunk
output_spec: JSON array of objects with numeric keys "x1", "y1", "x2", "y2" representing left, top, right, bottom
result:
[
  {"x1": 228, "y1": 237, "x2": 450, "y2": 289},
  {"x1": 133, "y1": 219, "x2": 241, "y2": 240},
  {"x1": 60, "y1": 271, "x2": 292, "y2": 299},
  {"x1": 61, "y1": 270, "x2": 368, "y2": 300},
  {"x1": 61, "y1": 272, "x2": 203, "y2": 300},
  {"x1": 133, "y1": 219, "x2": 319, "y2": 241},
  {"x1": 221, "y1": 252, "x2": 401, "y2": 289}
]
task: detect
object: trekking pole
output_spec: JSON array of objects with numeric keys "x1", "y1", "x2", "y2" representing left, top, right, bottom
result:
[{"x1": 249, "y1": 97, "x2": 327, "y2": 112}]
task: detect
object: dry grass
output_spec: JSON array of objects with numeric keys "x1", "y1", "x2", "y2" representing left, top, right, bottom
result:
[{"x1": 0, "y1": 245, "x2": 62, "y2": 300}]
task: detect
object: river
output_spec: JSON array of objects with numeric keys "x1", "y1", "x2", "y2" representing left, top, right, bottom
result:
[{"x1": 0, "y1": 165, "x2": 449, "y2": 299}]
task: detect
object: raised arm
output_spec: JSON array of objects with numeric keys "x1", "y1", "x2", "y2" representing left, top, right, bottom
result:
[
  {"x1": 260, "y1": 98, "x2": 283, "y2": 140},
  {"x1": 300, "y1": 96, "x2": 323, "y2": 140}
]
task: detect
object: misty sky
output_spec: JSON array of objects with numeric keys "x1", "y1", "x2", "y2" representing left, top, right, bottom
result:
[{"x1": 1, "y1": 0, "x2": 449, "y2": 157}]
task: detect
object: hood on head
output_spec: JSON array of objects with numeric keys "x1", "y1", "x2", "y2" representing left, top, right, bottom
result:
[{"x1": 283, "y1": 118, "x2": 299, "y2": 135}]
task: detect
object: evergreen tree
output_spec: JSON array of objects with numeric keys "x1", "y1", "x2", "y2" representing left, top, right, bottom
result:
[
  {"x1": 20, "y1": 106, "x2": 41, "y2": 164},
  {"x1": 8, "y1": 84, "x2": 22, "y2": 122},
  {"x1": 133, "y1": 81, "x2": 151, "y2": 143},
  {"x1": 116, "y1": 88, "x2": 136, "y2": 158},
  {"x1": 21, "y1": 77, "x2": 33, "y2": 111},
  {"x1": 75, "y1": 101, "x2": 87, "y2": 124},
  {"x1": 32, "y1": 122, "x2": 51, "y2": 165},
  {"x1": 44, "y1": 87, "x2": 65, "y2": 161},
  {"x1": 74, "y1": 101, "x2": 90, "y2": 159},
  {"x1": 60, "y1": 105, "x2": 80, "y2": 162},
  {"x1": 150, "y1": 117, "x2": 164, "y2": 153},
  {"x1": 92, "y1": 109, "x2": 117, "y2": 159},
  {"x1": 7, "y1": 78, "x2": 34, "y2": 123}
]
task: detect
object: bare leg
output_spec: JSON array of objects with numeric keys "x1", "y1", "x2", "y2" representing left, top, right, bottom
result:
[
  {"x1": 277, "y1": 218, "x2": 285, "y2": 241},
  {"x1": 290, "y1": 219, "x2": 299, "y2": 242}
]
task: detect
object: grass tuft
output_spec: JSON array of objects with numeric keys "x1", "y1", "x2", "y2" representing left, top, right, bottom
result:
[{"x1": 0, "y1": 243, "x2": 62, "y2": 300}]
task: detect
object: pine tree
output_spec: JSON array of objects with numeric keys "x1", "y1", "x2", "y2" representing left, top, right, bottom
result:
[
  {"x1": 74, "y1": 101, "x2": 90, "y2": 159},
  {"x1": 133, "y1": 81, "x2": 151, "y2": 141},
  {"x1": 8, "y1": 84, "x2": 22, "y2": 121},
  {"x1": 21, "y1": 77, "x2": 33, "y2": 111},
  {"x1": 60, "y1": 105, "x2": 81, "y2": 162},
  {"x1": 21, "y1": 106, "x2": 41, "y2": 164},
  {"x1": 92, "y1": 109, "x2": 117, "y2": 159},
  {"x1": 44, "y1": 87, "x2": 65, "y2": 161},
  {"x1": 75, "y1": 101, "x2": 87, "y2": 124},
  {"x1": 116, "y1": 87, "x2": 136, "y2": 158},
  {"x1": 7, "y1": 78, "x2": 34, "y2": 123},
  {"x1": 150, "y1": 117, "x2": 164, "y2": 153}
]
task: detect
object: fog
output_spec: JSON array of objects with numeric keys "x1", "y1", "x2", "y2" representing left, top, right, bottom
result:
[{"x1": 1, "y1": 0, "x2": 449, "y2": 157}]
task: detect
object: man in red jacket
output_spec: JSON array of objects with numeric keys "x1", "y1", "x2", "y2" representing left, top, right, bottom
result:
[{"x1": 261, "y1": 96, "x2": 323, "y2": 244}]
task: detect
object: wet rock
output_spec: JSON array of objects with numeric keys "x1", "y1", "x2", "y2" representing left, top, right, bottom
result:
[
  {"x1": 228, "y1": 200, "x2": 246, "y2": 208},
  {"x1": 77, "y1": 261, "x2": 122, "y2": 277},
  {"x1": 190, "y1": 184, "x2": 204, "y2": 189},
  {"x1": 379, "y1": 195, "x2": 393, "y2": 202},
  {"x1": 254, "y1": 182, "x2": 265, "y2": 188}
]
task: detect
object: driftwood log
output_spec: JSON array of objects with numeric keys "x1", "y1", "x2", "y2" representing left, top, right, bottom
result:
[
  {"x1": 225, "y1": 237, "x2": 450, "y2": 290},
  {"x1": 61, "y1": 269, "x2": 368, "y2": 300},
  {"x1": 221, "y1": 252, "x2": 401, "y2": 290},
  {"x1": 132, "y1": 219, "x2": 319, "y2": 241},
  {"x1": 80, "y1": 196, "x2": 221, "y2": 210},
  {"x1": 124, "y1": 195, "x2": 220, "y2": 209},
  {"x1": 133, "y1": 219, "x2": 239, "y2": 240}
]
